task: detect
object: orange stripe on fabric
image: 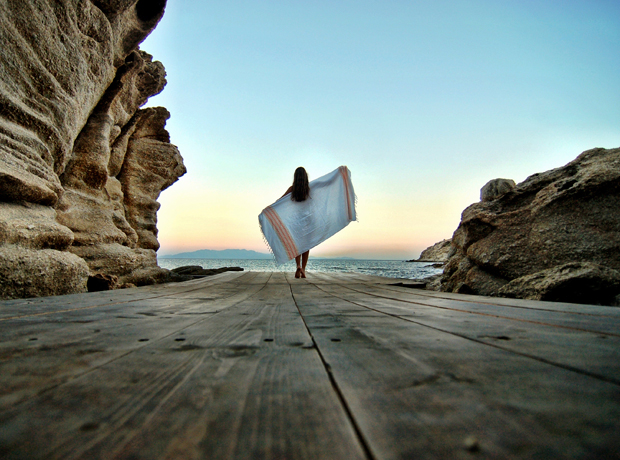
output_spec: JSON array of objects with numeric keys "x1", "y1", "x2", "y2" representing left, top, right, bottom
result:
[
  {"x1": 263, "y1": 206, "x2": 299, "y2": 260},
  {"x1": 266, "y1": 207, "x2": 298, "y2": 259},
  {"x1": 339, "y1": 166, "x2": 353, "y2": 221},
  {"x1": 263, "y1": 207, "x2": 292, "y2": 258}
]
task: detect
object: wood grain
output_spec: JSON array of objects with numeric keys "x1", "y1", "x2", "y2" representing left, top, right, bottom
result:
[
  {"x1": 1, "y1": 271, "x2": 619, "y2": 459},
  {"x1": 0, "y1": 274, "x2": 365, "y2": 460}
]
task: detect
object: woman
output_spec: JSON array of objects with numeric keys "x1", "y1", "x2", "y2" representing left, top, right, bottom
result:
[{"x1": 283, "y1": 167, "x2": 311, "y2": 278}]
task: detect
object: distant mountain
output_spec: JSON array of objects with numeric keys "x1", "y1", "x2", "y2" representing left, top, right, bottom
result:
[{"x1": 159, "y1": 249, "x2": 272, "y2": 259}]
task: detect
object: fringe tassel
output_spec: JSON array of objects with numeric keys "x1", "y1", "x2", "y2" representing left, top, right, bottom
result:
[{"x1": 258, "y1": 216, "x2": 278, "y2": 265}]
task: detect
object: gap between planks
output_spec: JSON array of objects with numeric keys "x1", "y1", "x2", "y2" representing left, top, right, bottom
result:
[{"x1": 303, "y1": 275, "x2": 620, "y2": 386}]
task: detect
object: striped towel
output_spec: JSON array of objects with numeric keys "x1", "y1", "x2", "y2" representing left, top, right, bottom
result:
[{"x1": 259, "y1": 166, "x2": 357, "y2": 265}]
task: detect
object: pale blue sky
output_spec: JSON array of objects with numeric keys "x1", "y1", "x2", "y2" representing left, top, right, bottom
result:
[{"x1": 142, "y1": 0, "x2": 620, "y2": 259}]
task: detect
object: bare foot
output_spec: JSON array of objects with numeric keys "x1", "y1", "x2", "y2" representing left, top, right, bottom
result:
[
  {"x1": 295, "y1": 268, "x2": 302, "y2": 278},
  {"x1": 300, "y1": 269, "x2": 306, "y2": 278}
]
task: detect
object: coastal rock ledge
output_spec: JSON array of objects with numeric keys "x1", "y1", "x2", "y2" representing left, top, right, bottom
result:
[
  {"x1": 0, "y1": 0, "x2": 185, "y2": 299},
  {"x1": 413, "y1": 239, "x2": 453, "y2": 263},
  {"x1": 440, "y1": 147, "x2": 620, "y2": 306}
]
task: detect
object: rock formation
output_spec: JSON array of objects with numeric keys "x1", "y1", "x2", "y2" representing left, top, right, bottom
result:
[
  {"x1": 498, "y1": 262, "x2": 620, "y2": 305},
  {"x1": 169, "y1": 266, "x2": 245, "y2": 282},
  {"x1": 413, "y1": 239, "x2": 453, "y2": 263},
  {"x1": 441, "y1": 147, "x2": 620, "y2": 305},
  {"x1": 480, "y1": 178, "x2": 516, "y2": 202},
  {"x1": 0, "y1": 0, "x2": 185, "y2": 299}
]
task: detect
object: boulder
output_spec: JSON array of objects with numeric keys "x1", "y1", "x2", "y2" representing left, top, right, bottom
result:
[
  {"x1": 441, "y1": 147, "x2": 620, "y2": 305},
  {"x1": 0, "y1": 1, "x2": 184, "y2": 299},
  {"x1": 498, "y1": 262, "x2": 620, "y2": 306},
  {"x1": 69, "y1": 243, "x2": 167, "y2": 286},
  {"x1": 0, "y1": 246, "x2": 89, "y2": 299},
  {"x1": 480, "y1": 178, "x2": 516, "y2": 202},
  {"x1": 413, "y1": 239, "x2": 453, "y2": 262}
]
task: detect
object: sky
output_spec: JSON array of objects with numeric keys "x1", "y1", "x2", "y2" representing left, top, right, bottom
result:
[{"x1": 141, "y1": 0, "x2": 620, "y2": 260}]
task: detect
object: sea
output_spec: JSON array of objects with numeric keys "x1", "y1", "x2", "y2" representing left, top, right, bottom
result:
[{"x1": 157, "y1": 258, "x2": 443, "y2": 280}]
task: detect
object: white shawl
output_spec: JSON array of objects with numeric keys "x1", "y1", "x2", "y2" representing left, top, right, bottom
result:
[{"x1": 259, "y1": 166, "x2": 357, "y2": 265}]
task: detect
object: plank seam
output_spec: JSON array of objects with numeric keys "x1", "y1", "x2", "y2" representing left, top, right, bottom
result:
[
  {"x1": 3, "y1": 281, "x2": 273, "y2": 411},
  {"x1": 337, "y1": 284, "x2": 620, "y2": 338},
  {"x1": 288, "y1": 283, "x2": 377, "y2": 460},
  {"x1": 310, "y1": 282, "x2": 620, "y2": 387},
  {"x1": 0, "y1": 272, "x2": 251, "y2": 322},
  {"x1": 377, "y1": 285, "x2": 620, "y2": 318}
]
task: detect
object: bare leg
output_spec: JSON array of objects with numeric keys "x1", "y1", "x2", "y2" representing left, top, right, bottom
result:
[
  {"x1": 301, "y1": 251, "x2": 309, "y2": 278},
  {"x1": 295, "y1": 254, "x2": 302, "y2": 278}
]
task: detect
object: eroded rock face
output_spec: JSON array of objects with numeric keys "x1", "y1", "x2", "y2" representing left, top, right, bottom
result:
[
  {"x1": 119, "y1": 107, "x2": 185, "y2": 252},
  {"x1": 0, "y1": 247, "x2": 89, "y2": 299},
  {"x1": 415, "y1": 239, "x2": 453, "y2": 262},
  {"x1": 441, "y1": 147, "x2": 620, "y2": 305},
  {"x1": 0, "y1": 1, "x2": 184, "y2": 299},
  {"x1": 498, "y1": 262, "x2": 620, "y2": 306},
  {"x1": 0, "y1": 0, "x2": 167, "y2": 206},
  {"x1": 480, "y1": 178, "x2": 516, "y2": 202}
]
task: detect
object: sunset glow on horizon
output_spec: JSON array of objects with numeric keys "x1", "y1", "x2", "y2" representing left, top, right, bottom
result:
[{"x1": 144, "y1": 1, "x2": 620, "y2": 260}]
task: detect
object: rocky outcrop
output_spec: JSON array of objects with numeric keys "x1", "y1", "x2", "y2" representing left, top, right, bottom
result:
[
  {"x1": 413, "y1": 239, "x2": 453, "y2": 262},
  {"x1": 498, "y1": 262, "x2": 620, "y2": 305},
  {"x1": 441, "y1": 147, "x2": 620, "y2": 305},
  {"x1": 119, "y1": 107, "x2": 186, "y2": 252},
  {"x1": 169, "y1": 266, "x2": 245, "y2": 282},
  {"x1": 480, "y1": 179, "x2": 516, "y2": 202},
  {"x1": 0, "y1": 246, "x2": 90, "y2": 299},
  {"x1": 0, "y1": 0, "x2": 168, "y2": 206},
  {"x1": 87, "y1": 273, "x2": 120, "y2": 292},
  {"x1": 0, "y1": 1, "x2": 184, "y2": 299}
]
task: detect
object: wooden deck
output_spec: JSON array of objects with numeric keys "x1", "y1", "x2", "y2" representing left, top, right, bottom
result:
[{"x1": 1, "y1": 271, "x2": 619, "y2": 459}]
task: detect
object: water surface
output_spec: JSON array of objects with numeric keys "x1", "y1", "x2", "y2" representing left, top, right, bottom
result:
[{"x1": 158, "y1": 258, "x2": 443, "y2": 280}]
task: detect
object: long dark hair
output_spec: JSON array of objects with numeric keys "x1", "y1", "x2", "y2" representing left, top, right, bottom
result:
[{"x1": 291, "y1": 167, "x2": 310, "y2": 202}]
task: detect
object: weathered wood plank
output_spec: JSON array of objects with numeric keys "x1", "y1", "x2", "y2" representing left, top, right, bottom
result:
[
  {"x1": 383, "y1": 282, "x2": 620, "y2": 317},
  {"x1": 311, "y1": 272, "x2": 620, "y2": 334},
  {"x1": 0, "y1": 274, "x2": 269, "y2": 410},
  {"x1": 1, "y1": 272, "x2": 619, "y2": 459},
  {"x1": 291, "y1": 281, "x2": 620, "y2": 459},
  {"x1": 309, "y1": 278, "x2": 620, "y2": 383},
  {"x1": 0, "y1": 271, "x2": 249, "y2": 321},
  {"x1": 0, "y1": 276, "x2": 366, "y2": 460},
  {"x1": 369, "y1": 284, "x2": 620, "y2": 330}
]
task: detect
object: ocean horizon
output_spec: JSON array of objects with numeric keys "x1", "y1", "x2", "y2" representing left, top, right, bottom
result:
[{"x1": 157, "y1": 257, "x2": 443, "y2": 280}]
